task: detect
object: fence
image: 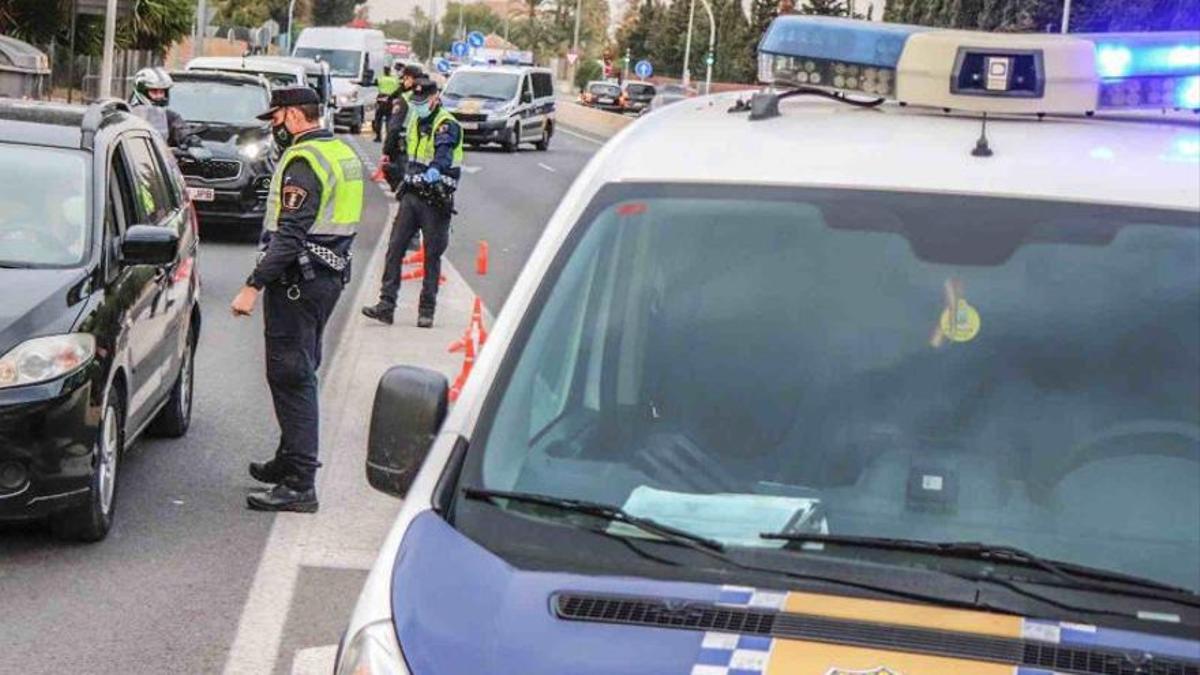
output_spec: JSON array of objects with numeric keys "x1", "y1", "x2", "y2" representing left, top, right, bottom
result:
[{"x1": 43, "y1": 42, "x2": 158, "y2": 103}]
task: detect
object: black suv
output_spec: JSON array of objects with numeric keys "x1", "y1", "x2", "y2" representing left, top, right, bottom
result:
[
  {"x1": 0, "y1": 99, "x2": 201, "y2": 541},
  {"x1": 169, "y1": 71, "x2": 275, "y2": 234}
]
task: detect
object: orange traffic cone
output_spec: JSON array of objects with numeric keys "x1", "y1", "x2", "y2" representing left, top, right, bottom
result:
[
  {"x1": 370, "y1": 164, "x2": 386, "y2": 183},
  {"x1": 449, "y1": 335, "x2": 476, "y2": 402},
  {"x1": 476, "y1": 241, "x2": 489, "y2": 276},
  {"x1": 448, "y1": 323, "x2": 472, "y2": 354},
  {"x1": 470, "y1": 296, "x2": 488, "y2": 346},
  {"x1": 403, "y1": 241, "x2": 425, "y2": 266}
]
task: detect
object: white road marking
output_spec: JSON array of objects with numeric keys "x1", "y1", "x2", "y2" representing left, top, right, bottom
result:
[
  {"x1": 291, "y1": 645, "x2": 339, "y2": 675},
  {"x1": 557, "y1": 125, "x2": 606, "y2": 145},
  {"x1": 461, "y1": 164, "x2": 482, "y2": 174},
  {"x1": 537, "y1": 162, "x2": 557, "y2": 173}
]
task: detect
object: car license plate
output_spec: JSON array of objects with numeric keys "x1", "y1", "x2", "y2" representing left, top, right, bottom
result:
[
  {"x1": 187, "y1": 187, "x2": 215, "y2": 202},
  {"x1": 460, "y1": 121, "x2": 478, "y2": 130},
  {"x1": 599, "y1": 97, "x2": 614, "y2": 104}
]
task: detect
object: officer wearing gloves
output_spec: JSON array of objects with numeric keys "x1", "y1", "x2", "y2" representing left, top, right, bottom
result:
[
  {"x1": 380, "y1": 64, "x2": 423, "y2": 190},
  {"x1": 230, "y1": 86, "x2": 363, "y2": 513},
  {"x1": 129, "y1": 67, "x2": 188, "y2": 147},
  {"x1": 363, "y1": 77, "x2": 463, "y2": 328}
]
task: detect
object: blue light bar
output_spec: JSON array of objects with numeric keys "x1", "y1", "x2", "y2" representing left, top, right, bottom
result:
[
  {"x1": 758, "y1": 16, "x2": 930, "y2": 69},
  {"x1": 1086, "y1": 33, "x2": 1200, "y2": 78}
]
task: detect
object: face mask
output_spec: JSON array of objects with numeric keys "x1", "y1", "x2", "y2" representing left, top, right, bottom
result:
[
  {"x1": 411, "y1": 101, "x2": 431, "y2": 119},
  {"x1": 273, "y1": 122, "x2": 294, "y2": 149}
]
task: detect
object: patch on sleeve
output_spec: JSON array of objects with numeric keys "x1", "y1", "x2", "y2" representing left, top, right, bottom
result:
[
  {"x1": 437, "y1": 122, "x2": 450, "y2": 134},
  {"x1": 281, "y1": 185, "x2": 309, "y2": 210}
]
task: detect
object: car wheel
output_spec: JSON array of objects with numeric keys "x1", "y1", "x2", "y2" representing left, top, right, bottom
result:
[
  {"x1": 51, "y1": 389, "x2": 123, "y2": 542},
  {"x1": 535, "y1": 123, "x2": 552, "y2": 151},
  {"x1": 150, "y1": 329, "x2": 196, "y2": 438},
  {"x1": 504, "y1": 127, "x2": 520, "y2": 153}
]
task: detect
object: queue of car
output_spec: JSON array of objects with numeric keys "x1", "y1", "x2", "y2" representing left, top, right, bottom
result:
[{"x1": 336, "y1": 17, "x2": 1200, "y2": 675}]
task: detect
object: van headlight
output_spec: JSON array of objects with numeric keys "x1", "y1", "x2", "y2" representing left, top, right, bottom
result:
[
  {"x1": 335, "y1": 620, "x2": 409, "y2": 675},
  {"x1": 239, "y1": 141, "x2": 264, "y2": 160},
  {"x1": 488, "y1": 104, "x2": 512, "y2": 119},
  {"x1": 0, "y1": 334, "x2": 95, "y2": 389}
]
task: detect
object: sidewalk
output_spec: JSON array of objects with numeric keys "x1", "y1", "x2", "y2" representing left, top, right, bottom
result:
[{"x1": 222, "y1": 185, "x2": 487, "y2": 674}]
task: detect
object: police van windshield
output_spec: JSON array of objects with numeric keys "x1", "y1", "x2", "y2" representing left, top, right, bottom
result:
[
  {"x1": 293, "y1": 48, "x2": 361, "y2": 79},
  {"x1": 444, "y1": 72, "x2": 521, "y2": 101},
  {"x1": 466, "y1": 186, "x2": 1200, "y2": 594},
  {"x1": 171, "y1": 79, "x2": 271, "y2": 126},
  {"x1": 0, "y1": 145, "x2": 89, "y2": 268}
]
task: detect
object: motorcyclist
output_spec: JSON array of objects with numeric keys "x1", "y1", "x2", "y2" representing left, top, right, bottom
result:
[{"x1": 129, "y1": 67, "x2": 188, "y2": 148}]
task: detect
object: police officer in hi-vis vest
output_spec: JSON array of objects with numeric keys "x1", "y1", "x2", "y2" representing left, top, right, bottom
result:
[
  {"x1": 363, "y1": 77, "x2": 463, "y2": 328},
  {"x1": 231, "y1": 87, "x2": 363, "y2": 513}
]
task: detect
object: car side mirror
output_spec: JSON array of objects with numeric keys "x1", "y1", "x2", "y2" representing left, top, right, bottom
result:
[
  {"x1": 361, "y1": 68, "x2": 376, "y2": 87},
  {"x1": 366, "y1": 365, "x2": 449, "y2": 498},
  {"x1": 121, "y1": 225, "x2": 178, "y2": 266},
  {"x1": 521, "y1": 90, "x2": 533, "y2": 104}
]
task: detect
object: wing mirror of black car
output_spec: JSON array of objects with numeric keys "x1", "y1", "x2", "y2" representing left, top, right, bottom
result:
[
  {"x1": 121, "y1": 225, "x2": 179, "y2": 267},
  {"x1": 367, "y1": 365, "x2": 449, "y2": 498}
]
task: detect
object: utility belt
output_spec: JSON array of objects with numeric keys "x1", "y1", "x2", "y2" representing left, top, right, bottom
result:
[{"x1": 257, "y1": 240, "x2": 354, "y2": 289}]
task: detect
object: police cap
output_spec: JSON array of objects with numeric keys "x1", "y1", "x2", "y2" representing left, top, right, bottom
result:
[
  {"x1": 256, "y1": 86, "x2": 321, "y2": 120},
  {"x1": 409, "y1": 77, "x2": 440, "y2": 102}
]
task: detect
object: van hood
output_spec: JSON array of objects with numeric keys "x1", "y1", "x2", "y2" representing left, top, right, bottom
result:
[
  {"x1": 393, "y1": 513, "x2": 1200, "y2": 675},
  {"x1": 0, "y1": 268, "x2": 89, "y2": 357},
  {"x1": 331, "y1": 78, "x2": 359, "y2": 97}
]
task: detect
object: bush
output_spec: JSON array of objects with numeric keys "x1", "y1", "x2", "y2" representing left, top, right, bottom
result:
[{"x1": 575, "y1": 60, "x2": 603, "y2": 91}]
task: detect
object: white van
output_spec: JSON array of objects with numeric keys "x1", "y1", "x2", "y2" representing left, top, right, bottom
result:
[
  {"x1": 441, "y1": 65, "x2": 557, "y2": 152},
  {"x1": 293, "y1": 27, "x2": 387, "y2": 134}
]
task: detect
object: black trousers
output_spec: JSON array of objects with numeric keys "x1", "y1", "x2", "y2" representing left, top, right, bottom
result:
[
  {"x1": 372, "y1": 102, "x2": 389, "y2": 140},
  {"x1": 263, "y1": 273, "x2": 343, "y2": 489},
  {"x1": 378, "y1": 192, "x2": 451, "y2": 316}
]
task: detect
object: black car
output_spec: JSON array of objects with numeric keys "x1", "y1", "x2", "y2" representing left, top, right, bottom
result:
[
  {"x1": 621, "y1": 80, "x2": 656, "y2": 114},
  {"x1": 0, "y1": 98, "x2": 201, "y2": 541},
  {"x1": 169, "y1": 71, "x2": 275, "y2": 233},
  {"x1": 580, "y1": 81, "x2": 623, "y2": 112}
]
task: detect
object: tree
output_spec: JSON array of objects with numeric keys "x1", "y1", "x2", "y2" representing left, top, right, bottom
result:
[
  {"x1": 378, "y1": 18, "x2": 415, "y2": 40},
  {"x1": 799, "y1": 0, "x2": 850, "y2": 15},
  {"x1": 0, "y1": 0, "x2": 193, "y2": 55},
  {"x1": 615, "y1": 0, "x2": 663, "y2": 63},
  {"x1": 122, "y1": 0, "x2": 196, "y2": 51},
  {"x1": 311, "y1": 0, "x2": 357, "y2": 25},
  {"x1": 712, "y1": 0, "x2": 754, "y2": 82},
  {"x1": 575, "y1": 58, "x2": 602, "y2": 88},
  {"x1": 749, "y1": 0, "x2": 777, "y2": 67},
  {"x1": 440, "y1": 1, "x2": 503, "y2": 42}
]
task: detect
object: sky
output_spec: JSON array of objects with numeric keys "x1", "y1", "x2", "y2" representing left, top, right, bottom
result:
[{"x1": 366, "y1": 0, "x2": 628, "y2": 26}]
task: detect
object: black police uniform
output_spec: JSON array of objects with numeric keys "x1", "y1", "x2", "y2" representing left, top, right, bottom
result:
[
  {"x1": 367, "y1": 94, "x2": 461, "y2": 326},
  {"x1": 244, "y1": 91, "x2": 355, "y2": 510},
  {"x1": 381, "y1": 95, "x2": 410, "y2": 191}
]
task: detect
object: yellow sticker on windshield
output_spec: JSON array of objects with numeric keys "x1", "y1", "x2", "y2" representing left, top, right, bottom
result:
[
  {"x1": 939, "y1": 299, "x2": 981, "y2": 343},
  {"x1": 460, "y1": 99, "x2": 482, "y2": 113}
]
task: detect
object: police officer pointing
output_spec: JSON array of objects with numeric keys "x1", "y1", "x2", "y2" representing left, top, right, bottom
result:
[
  {"x1": 230, "y1": 86, "x2": 363, "y2": 513},
  {"x1": 363, "y1": 77, "x2": 463, "y2": 328}
]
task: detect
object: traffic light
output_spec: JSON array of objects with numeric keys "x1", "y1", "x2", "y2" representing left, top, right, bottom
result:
[{"x1": 705, "y1": 53, "x2": 714, "y2": 66}]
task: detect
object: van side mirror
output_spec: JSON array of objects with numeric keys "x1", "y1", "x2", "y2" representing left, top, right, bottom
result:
[
  {"x1": 361, "y1": 68, "x2": 376, "y2": 86},
  {"x1": 121, "y1": 225, "x2": 178, "y2": 266},
  {"x1": 366, "y1": 366, "x2": 449, "y2": 498},
  {"x1": 521, "y1": 90, "x2": 533, "y2": 104}
]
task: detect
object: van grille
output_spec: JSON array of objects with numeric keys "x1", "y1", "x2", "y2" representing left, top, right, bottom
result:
[{"x1": 553, "y1": 593, "x2": 1199, "y2": 675}]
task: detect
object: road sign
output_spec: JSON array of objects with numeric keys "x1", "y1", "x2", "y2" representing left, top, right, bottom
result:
[
  {"x1": 467, "y1": 31, "x2": 485, "y2": 48},
  {"x1": 566, "y1": 49, "x2": 578, "y2": 65},
  {"x1": 436, "y1": 58, "x2": 452, "y2": 74},
  {"x1": 451, "y1": 41, "x2": 469, "y2": 58},
  {"x1": 634, "y1": 60, "x2": 653, "y2": 79}
]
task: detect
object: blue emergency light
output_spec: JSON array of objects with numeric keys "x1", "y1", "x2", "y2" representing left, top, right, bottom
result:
[{"x1": 757, "y1": 16, "x2": 1200, "y2": 114}]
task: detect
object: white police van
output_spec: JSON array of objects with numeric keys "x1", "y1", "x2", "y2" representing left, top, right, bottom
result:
[{"x1": 337, "y1": 17, "x2": 1200, "y2": 675}]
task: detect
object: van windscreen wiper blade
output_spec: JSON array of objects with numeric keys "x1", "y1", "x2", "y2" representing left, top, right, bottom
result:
[
  {"x1": 761, "y1": 532, "x2": 1198, "y2": 607},
  {"x1": 462, "y1": 487, "x2": 725, "y2": 552}
]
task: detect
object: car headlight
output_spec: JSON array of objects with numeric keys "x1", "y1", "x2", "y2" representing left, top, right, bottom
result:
[
  {"x1": 338, "y1": 94, "x2": 355, "y2": 106},
  {"x1": 0, "y1": 334, "x2": 95, "y2": 389},
  {"x1": 335, "y1": 620, "x2": 409, "y2": 675},
  {"x1": 239, "y1": 141, "x2": 264, "y2": 160}
]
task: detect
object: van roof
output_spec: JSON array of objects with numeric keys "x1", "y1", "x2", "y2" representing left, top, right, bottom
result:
[
  {"x1": 455, "y1": 65, "x2": 550, "y2": 76},
  {"x1": 186, "y1": 56, "x2": 305, "y2": 77}
]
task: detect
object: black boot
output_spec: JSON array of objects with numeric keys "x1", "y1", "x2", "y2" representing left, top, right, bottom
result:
[
  {"x1": 248, "y1": 460, "x2": 286, "y2": 484},
  {"x1": 362, "y1": 303, "x2": 395, "y2": 325},
  {"x1": 417, "y1": 312, "x2": 434, "y2": 328},
  {"x1": 246, "y1": 484, "x2": 319, "y2": 513}
]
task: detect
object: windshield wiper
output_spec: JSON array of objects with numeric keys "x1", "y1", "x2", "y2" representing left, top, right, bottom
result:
[
  {"x1": 462, "y1": 487, "x2": 725, "y2": 552},
  {"x1": 761, "y1": 532, "x2": 1199, "y2": 607}
]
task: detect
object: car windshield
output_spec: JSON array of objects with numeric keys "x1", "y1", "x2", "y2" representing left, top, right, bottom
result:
[
  {"x1": 171, "y1": 79, "x2": 271, "y2": 125},
  {"x1": 589, "y1": 83, "x2": 620, "y2": 97},
  {"x1": 470, "y1": 186, "x2": 1200, "y2": 594},
  {"x1": 0, "y1": 144, "x2": 89, "y2": 269},
  {"x1": 293, "y1": 48, "x2": 361, "y2": 78},
  {"x1": 626, "y1": 84, "x2": 655, "y2": 96},
  {"x1": 445, "y1": 72, "x2": 520, "y2": 100}
]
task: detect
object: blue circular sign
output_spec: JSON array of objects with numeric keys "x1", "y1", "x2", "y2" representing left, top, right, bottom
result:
[
  {"x1": 451, "y1": 41, "x2": 469, "y2": 58},
  {"x1": 635, "y1": 60, "x2": 653, "y2": 79},
  {"x1": 435, "y1": 58, "x2": 452, "y2": 74},
  {"x1": 467, "y1": 31, "x2": 486, "y2": 48}
]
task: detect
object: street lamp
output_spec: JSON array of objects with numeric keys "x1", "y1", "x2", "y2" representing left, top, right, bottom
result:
[
  {"x1": 428, "y1": 0, "x2": 437, "y2": 61},
  {"x1": 680, "y1": 0, "x2": 715, "y2": 94},
  {"x1": 285, "y1": 0, "x2": 297, "y2": 53},
  {"x1": 570, "y1": 0, "x2": 582, "y2": 88},
  {"x1": 99, "y1": 0, "x2": 118, "y2": 97},
  {"x1": 1061, "y1": 0, "x2": 1072, "y2": 33}
]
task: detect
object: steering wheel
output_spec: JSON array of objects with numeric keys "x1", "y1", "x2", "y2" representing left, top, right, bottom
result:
[{"x1": 1032, "y1": 420, "x2": 1200, "y2": 501}]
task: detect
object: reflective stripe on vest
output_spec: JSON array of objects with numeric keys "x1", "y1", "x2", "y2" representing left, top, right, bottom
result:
[
  {"x1": 406, "y1": 108, "x2": 464, "y2": 168},
  {"x1": 263, "y1": 137, "x2": 364, "y2": 235}
]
